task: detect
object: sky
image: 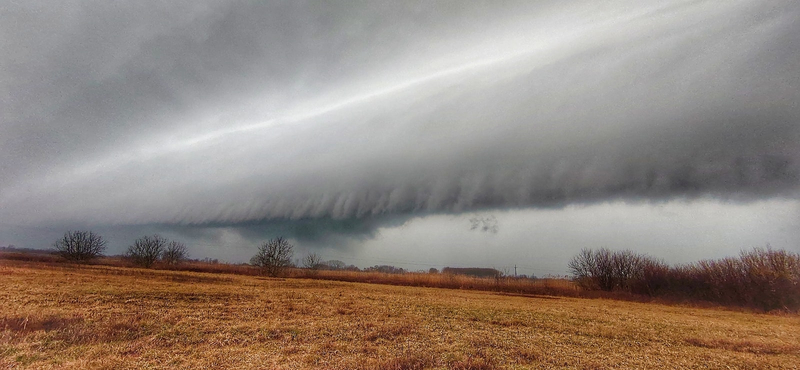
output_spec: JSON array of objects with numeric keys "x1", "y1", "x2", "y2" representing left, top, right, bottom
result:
[{"x1": 1, "y1": 0, "x2": 799, "y2": 276}]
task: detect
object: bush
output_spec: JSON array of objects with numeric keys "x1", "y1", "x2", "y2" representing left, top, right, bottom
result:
[
  {"x1": 127, "y1": 235, "x2": 167, "y2": 268},
  {"x1": 568, "y1": 248, "x2": 668, "y2": 294},
  {"x1": 162, "y1": 241, "x2": 188, "y2": 265},
  {"x1": 250, "y1": 237, "x2": 294, "y2": 277},
  {"x1": 53, "y1": 231, "x2": 106, "y2": 262},
  {"x1": 669, "y1": 247, "x2": 800, "y2": 311},
  {"x1": 569, "y1": 246, "x2": 800, "y2": 311}
]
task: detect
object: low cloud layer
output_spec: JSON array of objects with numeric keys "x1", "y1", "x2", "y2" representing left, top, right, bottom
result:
[{"x1": 1, "y1": 1, "x2": 799, "y2": 241}]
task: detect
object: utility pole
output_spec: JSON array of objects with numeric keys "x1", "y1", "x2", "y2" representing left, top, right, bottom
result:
[{"x1": 514, "y1": 265, "x2": 517, "y2": 277}]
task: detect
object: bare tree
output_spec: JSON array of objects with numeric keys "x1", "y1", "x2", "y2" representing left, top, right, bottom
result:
[
  {"x1": 569, "y1": 248, "x2": 614, "y2": 290},
  {"x1": 127, "y1": 235, "x2": 167, "y2": 268},
  {"x1": 569, "y1": 248, "x2": 666, "y2": 293},
  {"x1": 53, "y1": 231, "x2": 106, "y2": 262},
  {"x1": 302, "y1": 252, "x2": 322, "y2": 270},
  {"x1": 161, "y1": 241, "x2": 188, "y2": 265},
  {"x1": 250, "y1": 237, "x2": 294, "y2": 277}
]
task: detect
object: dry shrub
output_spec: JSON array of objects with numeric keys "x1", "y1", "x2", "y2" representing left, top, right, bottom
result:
[
  {"x1": 570, "y1": 246, "x2": 800, "y2": 311},
  {"x1": 668, "y1": 247, "x2": 800, "y2": 311},
  {"x1": 568, "y1": 248, "x2": 668, "y2": 294}
]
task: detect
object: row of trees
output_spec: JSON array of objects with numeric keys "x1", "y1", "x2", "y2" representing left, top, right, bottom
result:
[
  {"x1": 126, "y1": 235, "x2": 188, "y2": 267},
  {"x1": 568, "y1": 247, "x2": 800, "y2": 311},
  {"x1": 51, "y1": 231, "x2": 407, "y2": 277},
  {"x1": 53, "y1": 231, "x2": 188, "y2": 267},
  {"x1": 51, "y1": 231, "x2": 315, "y2": 276}
]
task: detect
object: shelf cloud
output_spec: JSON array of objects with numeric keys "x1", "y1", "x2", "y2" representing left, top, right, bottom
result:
[{"x1": 1, "y1": 1, "x2": 798, "y2": 248}]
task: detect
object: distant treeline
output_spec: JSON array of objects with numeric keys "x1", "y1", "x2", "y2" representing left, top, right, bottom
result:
[
  {"x1": 442, "y1": 267, "x2": 501, "y2": 278},
  {"x1": 0, "y1": 246, "x2": 54, "y2": 254},
  {"x1": 569, "y1": 246, "x2": 800, "y2": 311}
]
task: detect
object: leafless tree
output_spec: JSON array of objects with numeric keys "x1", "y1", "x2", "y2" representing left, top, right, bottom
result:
[
  {"x1": 302, "y1": 252, "x2": 322, "y2": 270},
  {"x1": 569, "y1": 248, "x2": 615, "y2": 290},
  {"x1": 161, "y1": 241, "x2": 188, "y2": 265},
  {"x1": 127, "y1": 235, "x2": 167, "y2": 268},
  {"x1": 53, "y1": 231, "x2": 106, "y2": 262},
  {"x1": 250, "y1": 237, "x2": 294, "y2": 277},
  {"x1": 569, "y1": 248, "x2": 666, "y2": 293}
]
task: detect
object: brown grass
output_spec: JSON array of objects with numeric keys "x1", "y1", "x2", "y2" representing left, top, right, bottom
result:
[
  {"x1": 0, "y1": 251, "x2": 578, "y2": 298},
  {"x1": 2, "y1": 260, "x2": 799, "y2": 369},
  {"x1": 292, "y1": 269, "x2": 580, "y2": 296}
]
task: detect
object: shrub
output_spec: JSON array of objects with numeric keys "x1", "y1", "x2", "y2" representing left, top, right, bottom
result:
[
  {"x1": 53, "y1": 231, "x2": 106, "y2": 262},
  {"x1": 569, "y1": 248, "x2": 668, "y2": 293},
  {"x1": 631, "y1": 257, "x2": 670, "y2": 296},
  {"x1": 669, "y1": 247, "x2": 800, "y2": 311},
  {"x1": 569, "y1": 246, "x2": 800, "y2": 311},
  {"x1": 250, "y1": 237, "x2": 294, "y2": 277},
  {"x1": 568, "y1": 248, "x2": 613, "y2": 291},
  {"x1": 127, "y1": 235, "x2": 167, "y2": 268}
]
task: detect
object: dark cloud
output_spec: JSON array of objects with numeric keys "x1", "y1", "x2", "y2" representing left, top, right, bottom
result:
[{"x1": 1, "y1": 1, "x2": 799, "y2": 250}]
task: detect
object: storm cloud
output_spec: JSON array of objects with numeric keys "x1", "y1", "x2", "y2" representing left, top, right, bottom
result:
[{"x1": 1, "y1": 1, "x2": 799, "y2": 257}]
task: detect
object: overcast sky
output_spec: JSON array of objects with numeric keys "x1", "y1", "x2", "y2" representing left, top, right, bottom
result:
[{"x1": 1, "y1": 0, "x2": 799, "y2": 275}]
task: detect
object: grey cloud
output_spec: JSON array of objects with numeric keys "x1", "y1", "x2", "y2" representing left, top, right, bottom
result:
[
  {"x1": 1, "y1": 0, "x2": 799, "y2": 237},
  {"x1": 1, "y1": 0, "x2": 528, "y2": 183}
]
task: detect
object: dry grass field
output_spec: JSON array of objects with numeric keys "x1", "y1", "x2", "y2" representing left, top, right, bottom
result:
[{"x1": 2, "y1": 260, "x2": 799, "y2": 369}]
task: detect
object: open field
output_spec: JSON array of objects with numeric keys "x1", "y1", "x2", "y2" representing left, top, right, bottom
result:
[
  {"x1": 0, "y1": 251, "x2": 580, "y2": 298},
  {"x1": 2, "y1": 261, "x2": 799, "y2": 369}
]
